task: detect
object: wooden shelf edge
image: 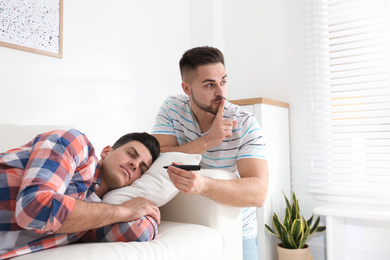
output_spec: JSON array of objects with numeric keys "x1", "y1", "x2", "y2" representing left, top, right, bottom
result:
[{"x1": 229, "y1": 97, "x2": 289, "y2": 108}]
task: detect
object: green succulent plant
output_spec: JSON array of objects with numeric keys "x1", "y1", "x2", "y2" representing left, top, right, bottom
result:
[{"x1": 265, "y1": 191, "x2": 326, "y2": 249}]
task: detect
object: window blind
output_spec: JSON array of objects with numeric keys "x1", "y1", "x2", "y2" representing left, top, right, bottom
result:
[{"x1": 306, "y1": 0, "x2": 390, "y2": 202}]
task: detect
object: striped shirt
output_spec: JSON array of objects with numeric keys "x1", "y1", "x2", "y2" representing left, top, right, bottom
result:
[
  {"x1": 152, "y1": 95, "x2": 267, "y2": 239},
  {"x1": 0, "y1": 129, "x2": 157, "y2": 259}
]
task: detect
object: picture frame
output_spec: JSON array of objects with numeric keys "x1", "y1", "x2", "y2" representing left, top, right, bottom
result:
[{"x1": 0, "y1": 0, "x2": 63, "y2": 58}]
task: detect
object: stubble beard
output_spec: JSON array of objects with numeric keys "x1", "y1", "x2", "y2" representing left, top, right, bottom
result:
[{"x1": 190, "y1": 89, "x2": 225, "y2": 115}]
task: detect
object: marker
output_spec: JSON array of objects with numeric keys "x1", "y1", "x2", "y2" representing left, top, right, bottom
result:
[{"x1": 163, "y1": 165, "x2": 201, "y2": 171}]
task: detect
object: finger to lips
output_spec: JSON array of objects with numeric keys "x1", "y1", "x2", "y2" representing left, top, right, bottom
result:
[
  {"x1": 224, "y1": 119, "x2": 233, "y2": 126},
  {"x1": 216, "y1": 99, "x2": 225, "y2": 119}
]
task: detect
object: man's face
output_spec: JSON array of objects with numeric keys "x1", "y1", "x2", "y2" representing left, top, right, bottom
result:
[
  {"x1": 185, "y1": 62, "x2": 227, "y2": 115},
  {"x1": 100, "y1": 141, "x2": 153, "y2": 191}
]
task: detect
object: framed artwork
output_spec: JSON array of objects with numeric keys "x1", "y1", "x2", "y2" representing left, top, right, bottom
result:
[{"x1": 0, "y1": 0, "x2": 63, "y2": 58}]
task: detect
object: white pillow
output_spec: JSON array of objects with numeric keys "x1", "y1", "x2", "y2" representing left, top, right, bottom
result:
[{"x1": 102, "y1": 152, "x2": 201, "y2": 207}]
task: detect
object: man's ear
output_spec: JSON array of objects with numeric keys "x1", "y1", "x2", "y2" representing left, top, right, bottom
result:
[
  {"x1": 182, "y1": 81, "x2": 191, "y2": 95},
  {"x1": 100, "y1": 146, "x2": 113, "y2": 159}
]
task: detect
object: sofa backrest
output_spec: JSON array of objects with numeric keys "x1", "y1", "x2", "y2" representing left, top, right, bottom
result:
[{"x1": 0, "y1": 124, "x2": 73, "y2": 152}]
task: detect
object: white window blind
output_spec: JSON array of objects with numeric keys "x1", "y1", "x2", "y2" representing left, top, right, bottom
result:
[{"x1": 306, "y1": 0, "x2": 390, "y2": 202}]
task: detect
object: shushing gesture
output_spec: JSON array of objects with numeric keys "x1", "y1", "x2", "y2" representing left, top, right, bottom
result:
[{"x1": 205, "y1": 99, "x2": 238, "y2": 147}]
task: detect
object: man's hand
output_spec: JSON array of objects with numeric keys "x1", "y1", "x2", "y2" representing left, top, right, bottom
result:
[
  {"x1": 166, "y1": 159, "x2": 269, "y2": 207},
  {"x1": 205, "y1": 99, "x2": 238, "y2": 147},
  {"x1": 166, "y1": 163, "x2": 207, "y2": 195},
  {"x1": 55, "y1": 197, "x2": 160, "y2": 234},
  {"x1": 119, "y1": 197, "x2": 160, "y2": 224}
]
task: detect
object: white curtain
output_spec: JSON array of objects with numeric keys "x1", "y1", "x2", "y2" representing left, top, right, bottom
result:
[{"x1": 306, "y1": 0, "x2": 390, "y2": 203}]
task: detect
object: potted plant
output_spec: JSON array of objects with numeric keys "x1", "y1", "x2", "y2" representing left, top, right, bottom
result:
[{"x1": 265, "y1": 191, "x2": 326, "y2": 260}]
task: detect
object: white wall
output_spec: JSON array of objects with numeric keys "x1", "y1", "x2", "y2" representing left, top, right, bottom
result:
[
  {"x1": 223, "y1": 0, "x2": 289, "y2": 101},
  {"x1": 0, "y1": 0, "x2": 189, "y2": 153}
]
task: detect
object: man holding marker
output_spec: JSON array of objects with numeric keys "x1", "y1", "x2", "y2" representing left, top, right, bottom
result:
[{"x1": 151, "y1": 46, "x2": 269, "y2": 260}]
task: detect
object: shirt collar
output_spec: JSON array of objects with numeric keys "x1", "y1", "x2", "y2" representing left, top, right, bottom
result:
[{"x1": 88, "y1": 164, "x2": 101, "y2": 195}]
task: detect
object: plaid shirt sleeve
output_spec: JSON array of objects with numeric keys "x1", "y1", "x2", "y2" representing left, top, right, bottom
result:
[
  {"x1": 14, "y1": 129, "x2": 97, "y2": 234},
  {"x1": 81, "y1": 216, "x2": 158, "y2": 243}
]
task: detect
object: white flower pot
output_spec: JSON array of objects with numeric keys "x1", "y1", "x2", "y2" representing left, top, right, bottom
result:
[{"x1": 276, "y1": 243, "x2": 314, "y2": 260}]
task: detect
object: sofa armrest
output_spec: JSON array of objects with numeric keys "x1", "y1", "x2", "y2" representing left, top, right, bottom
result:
[{"x1": 159, "y1": 170, "x2": 243, "y2": 260}]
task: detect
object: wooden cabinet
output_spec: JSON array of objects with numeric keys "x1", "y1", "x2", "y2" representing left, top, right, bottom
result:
[{"x1": 230, "y1": 98, "x2": 291, "y2": 260}]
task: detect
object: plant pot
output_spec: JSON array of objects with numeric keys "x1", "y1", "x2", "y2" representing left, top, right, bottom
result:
[{"x1": 276, "y1": 243, "x2": 313, "y2": 260}]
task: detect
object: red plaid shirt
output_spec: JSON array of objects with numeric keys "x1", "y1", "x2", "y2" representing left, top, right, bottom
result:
[{"x1": 0, "y1": 129, "x2": 157, "y2": 259}]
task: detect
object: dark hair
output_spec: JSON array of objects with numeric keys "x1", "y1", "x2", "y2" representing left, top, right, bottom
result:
[
  {"x1": 112, "y1": 132, "x2": 160, "y2": 163},
  {"x1": 179, "y1": 46, "x2": 225, "y2": 80}
]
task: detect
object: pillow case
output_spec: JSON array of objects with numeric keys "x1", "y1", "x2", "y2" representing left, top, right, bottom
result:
[{"x1": 102, "y1": 152, "x2": 201, "y2": 207}]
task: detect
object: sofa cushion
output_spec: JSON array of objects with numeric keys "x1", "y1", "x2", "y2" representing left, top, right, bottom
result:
[
  {"x1": 12, "y1": 221, "x2": 223, "y2": 260},
  {"x1": 103, "y1": 152, "x2": 201, "y2": 207}
]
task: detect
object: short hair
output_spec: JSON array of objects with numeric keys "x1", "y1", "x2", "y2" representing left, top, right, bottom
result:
[
  {"x1": 179, "y1": 46, "x2": 225, "y2": 81},
  {"x1": 112, "y1": 132, "x2": 160, "y2": 163}
]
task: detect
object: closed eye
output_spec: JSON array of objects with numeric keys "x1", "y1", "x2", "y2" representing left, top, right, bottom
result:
[
  {"x1": 140, "y1": 166, "x2": 147, "y2": 175},
  {"x1": 127, "y1": 147, "x2": 148, "y2": 175}
]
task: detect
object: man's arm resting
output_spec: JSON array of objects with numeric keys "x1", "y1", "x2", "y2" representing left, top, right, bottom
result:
[
  {"x1": 209, "y1": 158, "x2": 269, "y2": 207},
  {"x1": 80, "y1": 216, "x2": 158, "y2": 243},
  {"x1": 153, "y1": 134, "x2": 215, "y2": 155},
  {"x1": 55, "y1": 197, "x2": 160, "y2": 234}
]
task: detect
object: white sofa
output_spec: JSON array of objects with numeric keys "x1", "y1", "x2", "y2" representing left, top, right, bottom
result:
[{"x1": 0, "y1": 124, "x2": 243, "y2": 260}]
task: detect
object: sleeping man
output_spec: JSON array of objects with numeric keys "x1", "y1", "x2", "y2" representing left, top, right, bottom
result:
[{"x1": 0, "y1": 129, "x2": 160, "y2": 259}]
